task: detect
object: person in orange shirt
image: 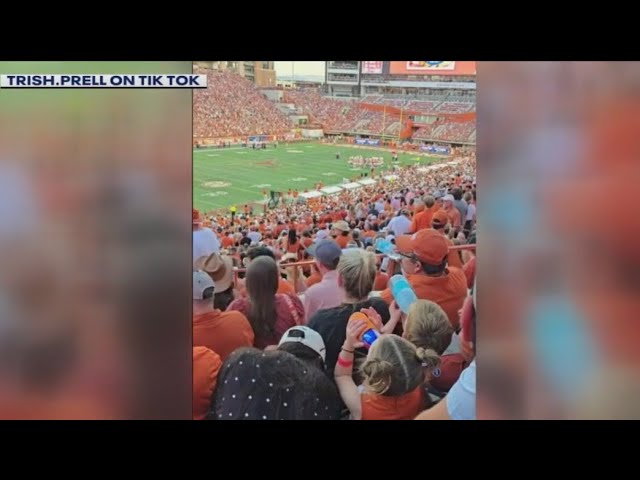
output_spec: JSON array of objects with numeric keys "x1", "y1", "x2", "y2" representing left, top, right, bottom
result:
[
  {"x1": 334, "y1": 329, "x2": 430, "y2": 420},
  {"x1": 430, "y1": 210, "x2": 463, "y2": 269},
  {"x1": 409, "y1": 195, "x2": 436, "y2": 233},
  {"x1": 284, "y1": 229, "x2": 303, "y2": 260},
  {"x1": 332, "y1": 220, "x2": 352, "y2": 249},
  {"x1": 379, "y1": 229, "x2": 467, "y2": 330},
  {"x1": 301, "y1": 230, "x2": 314, "y2": 249},
  {"x1": 193, "y1": 346, "x2": 222, "y2": 420},
  {"x1": 192, "y1": 271, "x2": 254, "y2": 361},
  {"x1": 363, "y1": 223, "x2": 377, "y2": 240},
  {"x1": 442, "y1": 194, "x2": 461, "y2": 230},
  {"x1": 221, "y1": 232, "x2": 235, "y2": 249}
]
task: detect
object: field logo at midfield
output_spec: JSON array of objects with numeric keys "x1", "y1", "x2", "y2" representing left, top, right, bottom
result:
[
  {"x1": 322, "y1": 172, "x2": 337, "y2": 176},
  {"x1": 290, "y1": 177, "x2": 307, "y2": 182},
  {"x1": 255, "y1": 159, "x2": 276, "y2": 167},
  {"x1": 203, "y1": 181, "x2": 231, "y2": 188},
  {"x1": 286, "y1": 150, "x2": 304, "y2": 153},
  {"x1": 204, "y1": 191, "x2": 228, "y2": 197},
  {"x1": 251, "y1": 184, "x2": 272, "y2": 189}
]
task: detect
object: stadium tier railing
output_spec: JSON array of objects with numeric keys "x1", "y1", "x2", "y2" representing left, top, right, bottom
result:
[{"x1": 230, "y1": 244, "x2": 476, "y2": 283}]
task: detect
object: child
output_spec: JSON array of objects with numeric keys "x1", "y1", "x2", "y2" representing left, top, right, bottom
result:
[{"x1": 334, "y1": 320, "x2": 436, "y2": 420}]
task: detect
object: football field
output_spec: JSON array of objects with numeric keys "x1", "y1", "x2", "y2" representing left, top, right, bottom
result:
[{"x1": 193, "y1": 142, "x2": 439, "y2": 212}]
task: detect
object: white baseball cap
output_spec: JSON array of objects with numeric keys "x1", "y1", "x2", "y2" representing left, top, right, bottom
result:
[
  {"x1": 443, "y1": 194, "x2": 455, "y2": 202},
  {"x1": 278, "y1": 326, "x2": 326, "y2": 362},
  {"x1": 193, "y1": 270, "x2": 215, "y2": 300},
  {"x1": 315, "y1": 229, "x2": 329, "y2": 241}
]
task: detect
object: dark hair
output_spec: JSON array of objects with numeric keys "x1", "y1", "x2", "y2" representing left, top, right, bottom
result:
[
  {"x1": 341, "y1": 230, "x2": 349, "y2": 237},
  {"x1": 247, "y1": 246, "x2": 275, "y2": 261},
  {"x1": 245, "y1": 257, "x2": 279, "y2": 341},
  {"x1": 421, "y1": 259, "x2": 447, "y2": 276},
  {"x1": 287, "y1": 229, "x2": 298, "y2": 246},
  {"x1": 213, "y1": 286, "x2": 234, "y2": 311},
  {"x1": 210, "y1": 348, "x2": 341, "y2": 420},
  {"x1": 452, "y1": 188, "x2": 463, "y2": 201},
  {"x1": 278, "y1": 342, "x2": 325, "y2": 371},
  {"x1": 202, "y1": 286, "x2": 214, "y2": 301}
]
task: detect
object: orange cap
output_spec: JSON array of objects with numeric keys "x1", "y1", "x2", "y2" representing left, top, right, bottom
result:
[
  {"x1": 431, "y1": 210, "x2": 449, "y2": 228},
  {"x1": 193, "y1": 208, "x2": 201, "y2": 225},
  {"x1": 396, "y1": 229, "x2": 449, "y2": 266}
]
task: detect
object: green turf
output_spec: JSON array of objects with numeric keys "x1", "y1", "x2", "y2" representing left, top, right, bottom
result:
[{"x1": 193, "y1": 142, "x2": 440, "y2": 212}]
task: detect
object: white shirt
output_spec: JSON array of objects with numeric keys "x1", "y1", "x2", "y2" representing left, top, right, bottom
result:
[
  {"x1": 193, "y1": 227, "x2": 220, "y2": 263},
  {"x1": 466, "y1": 203, "x2": 476, "y2": 222},
  {"x1": 247, "y1": 231, "x2": 262, "y2": 244},
  {"x1": 387, "y1": 215, "x2": 411, "y2": 236},
  {"x1": 447, "y1": 360, "x2": 476, "y2": 420}
]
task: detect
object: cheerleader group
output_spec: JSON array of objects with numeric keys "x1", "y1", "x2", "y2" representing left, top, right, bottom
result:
[{"x1": 347, "y1": 155, "x2": 384, "y2": 168}]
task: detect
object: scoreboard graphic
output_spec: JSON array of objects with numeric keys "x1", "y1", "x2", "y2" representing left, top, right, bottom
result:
[{"x1": 361, "y1": 61, "x2": 384, "y2": 74}]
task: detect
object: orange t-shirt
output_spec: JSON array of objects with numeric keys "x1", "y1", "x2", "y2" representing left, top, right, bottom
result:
[
  {"x1": 221, "y1": 236, "x2": 235, "y2": 248},
  {"x1": 336, "y1": 235, "x2": 352, "y2": 249},
  {"x1": 361, "y1": 386, "x2": 424, "y2": 420},
  {"x1": 380, "y1": 268, "x2": 467, "y2": 330},
  {"x1": 301, "y1": 237, "x2": 314, "y2": 249},
  {"x1": 363, "y1": 230, "x2": 376, "y2": 239},
  {"x1": 277, "y1": 277, "x2": 297, "y2": 296},
  {"x1": 410, "y1": 207, "x2": 435, "y2": 233},
  {"x1": 445, "y1": 207, "x2": 461, "y2": 228},
  {"x1": 374, "y1": 271, "x2": 389, "y2": 291},
  {"x1": 193, "y1": 309, "x2": 254, "y2": 361},
  {"x1": 193, "y1": 346, "x2": 222, "y2": 420}
]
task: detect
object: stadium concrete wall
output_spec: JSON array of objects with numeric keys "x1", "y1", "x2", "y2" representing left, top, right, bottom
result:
[{"x1": 301, "y1": 129, "x2": 324, "y2": 138}]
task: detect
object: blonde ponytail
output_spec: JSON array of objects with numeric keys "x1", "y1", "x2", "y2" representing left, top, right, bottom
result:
[
  {"x1": 338, "y1": 249, "x2": 377, "y2": 301},
  {"x1": 416, "y1": 347, "x2": 441, "y2": 370}
]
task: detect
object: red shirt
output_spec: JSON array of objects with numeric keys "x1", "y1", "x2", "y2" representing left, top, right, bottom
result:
[
  {"x1": 227, "y1": 294, "x2": 305, "y2": 349},
  {"x1": 430, "y1": 354, "x2": 468, "y2": 392}
]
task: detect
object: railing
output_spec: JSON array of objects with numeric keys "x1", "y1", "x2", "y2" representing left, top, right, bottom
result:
[{"x1": 231, "y1": 244, "x2": 476, "y2": 283}]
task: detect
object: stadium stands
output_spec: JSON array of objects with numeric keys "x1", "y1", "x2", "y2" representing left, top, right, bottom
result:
[
  {"x1": 194, "y1": 68, "x2": 292, "y2": 138},
  {"x1": 193, "y1": 152, "x2": 477, "y2": 420}
]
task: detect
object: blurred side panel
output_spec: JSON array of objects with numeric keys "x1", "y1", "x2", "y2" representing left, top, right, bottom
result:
[
  {"x1": 0, "y1": 62, "x2": 193, "y2": 419},
  {"x1": 478, "y1": 61, "x2": 640, "y2": 419}
]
